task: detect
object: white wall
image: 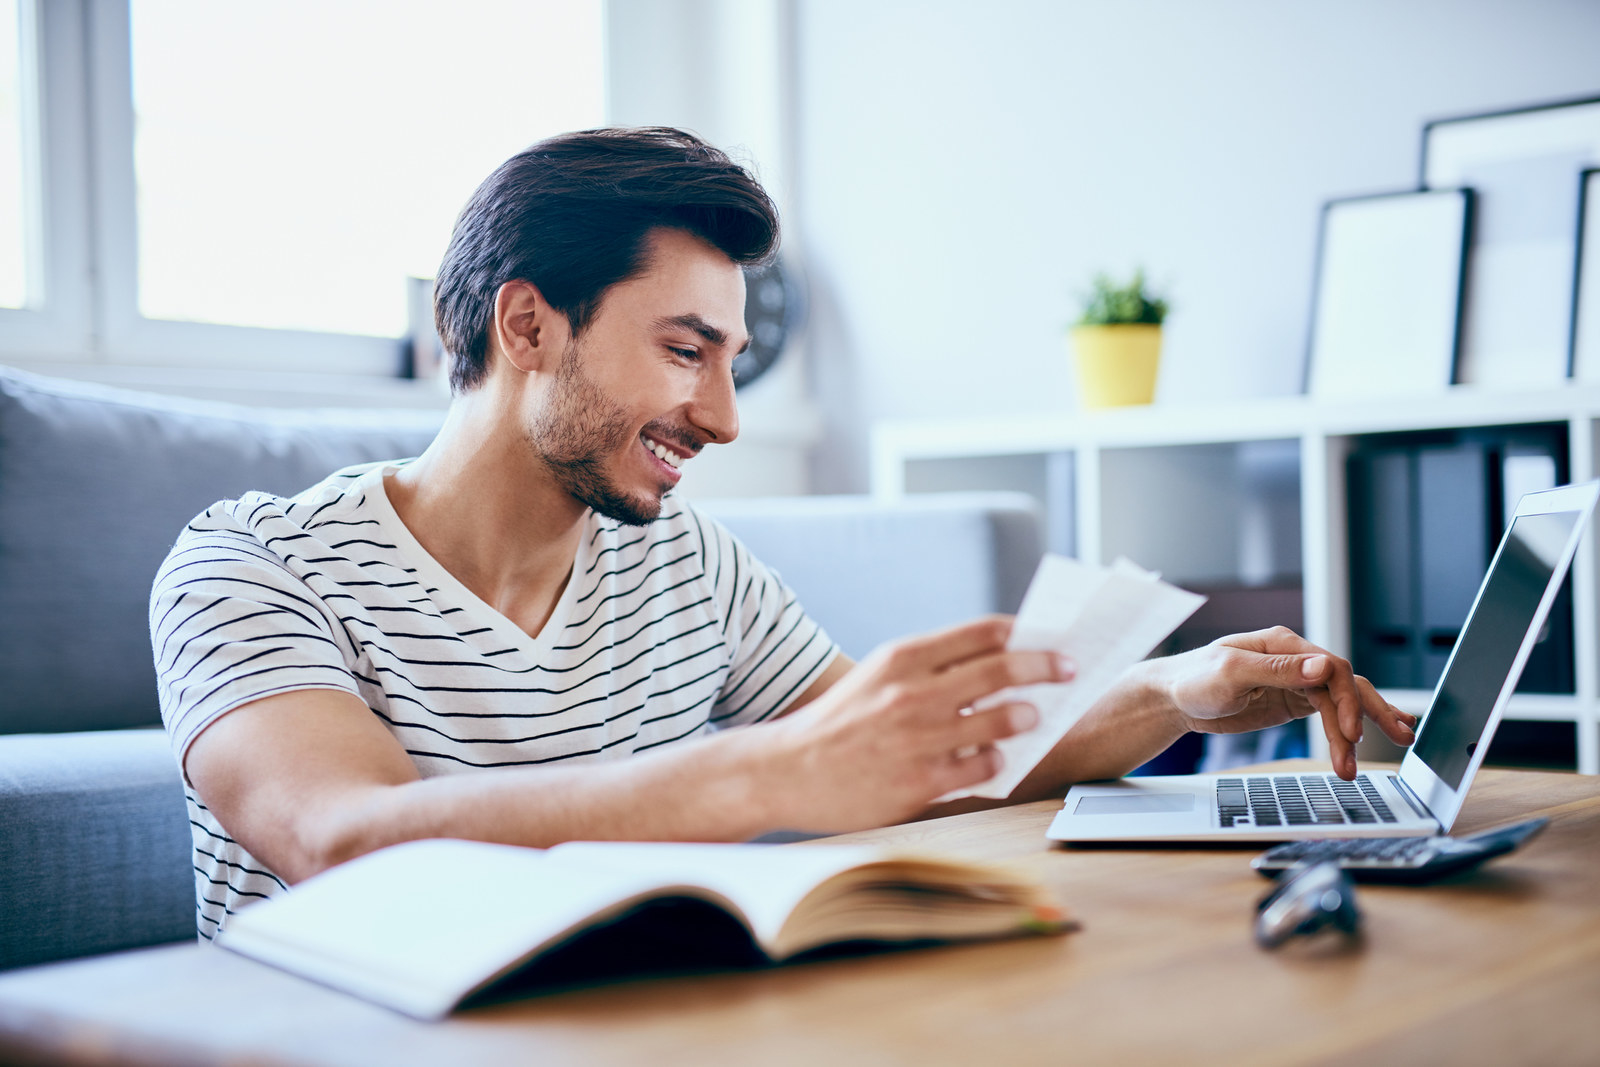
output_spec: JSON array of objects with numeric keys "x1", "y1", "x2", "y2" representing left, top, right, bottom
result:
[
  {"x1": 606, "y1": 0, "x2": 823, "y2": 497},
  {"x1": 793, "y1": 0, "x2": 1600, "y2": 491}
]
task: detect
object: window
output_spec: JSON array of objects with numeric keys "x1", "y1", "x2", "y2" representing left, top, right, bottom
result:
[
  {"x1": 128, "y1": 0, "x2": 604, "y2": 340},
  {"x1": 0, "y1": 0, "x2": 26, "y2": 310},
  {"x1": 2, "y1": 0, "x2": 605, "y2": 374}
]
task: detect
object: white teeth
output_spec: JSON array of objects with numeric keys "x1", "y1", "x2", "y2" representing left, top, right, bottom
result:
[{"x1": 644, "y1": 437, "x2": 684, "y2": 470}]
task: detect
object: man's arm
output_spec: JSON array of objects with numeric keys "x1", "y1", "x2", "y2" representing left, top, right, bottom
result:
[
  {"x1": 921, "y1": 626, "x2": 1419, "y2": 818},
  {"x1": 774, "y1": 625, "x2": 1414, "y2": 820},
  {"x1": 185, "y1": 617, "x2": 1069, "y2": 884},
  {"x1": 775, "y1": 651, "x2": 855, "y2": 716}
]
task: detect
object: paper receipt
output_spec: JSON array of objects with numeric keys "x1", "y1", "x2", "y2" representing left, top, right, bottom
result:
[{"x1": 939, "y1": 554, "x2": 1206, "y2": 801}]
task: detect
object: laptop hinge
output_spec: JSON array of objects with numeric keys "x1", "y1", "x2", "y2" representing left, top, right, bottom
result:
[{"x1": 1391, "y1": 775, "x2": 1434, "y2": 823}]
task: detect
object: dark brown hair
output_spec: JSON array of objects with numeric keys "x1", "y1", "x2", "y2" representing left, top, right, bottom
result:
[{"x1": 434, "y1": 127, "x2": 780, "y2": 393}]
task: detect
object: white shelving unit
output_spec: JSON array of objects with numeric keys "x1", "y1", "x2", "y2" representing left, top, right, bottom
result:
[{"x1": 871, "y1": 384, "x2": 1600, "y2": 775}]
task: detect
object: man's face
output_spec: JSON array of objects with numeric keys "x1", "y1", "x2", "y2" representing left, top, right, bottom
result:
[{"x1": 525, "y1": 227, "x2": 749, "y2": 526}]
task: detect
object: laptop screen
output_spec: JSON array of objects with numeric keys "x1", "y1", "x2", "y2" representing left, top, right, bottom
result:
[{"x1": 1411, "y1": 508, "x2": 1580, "y2": 788}]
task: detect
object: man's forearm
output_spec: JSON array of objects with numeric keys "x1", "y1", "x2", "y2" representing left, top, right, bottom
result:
[
  {"x1": 307, "y1": 724, "x2": 788, "y2": 877},
  {"x1": 190, "y1": 623, "x2": 1073, "y2": 884},
  {"x1": 1011, "y1": 663, "x2": 1185, "y2": 796},
  {"x1": 188, "y1": 687, "x2": 803, "y2": 885}
]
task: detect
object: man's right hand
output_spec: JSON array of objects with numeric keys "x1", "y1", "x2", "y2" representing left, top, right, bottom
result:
[{"x1": 759, "y1": 616, "x2": 1073, "y2": 833}]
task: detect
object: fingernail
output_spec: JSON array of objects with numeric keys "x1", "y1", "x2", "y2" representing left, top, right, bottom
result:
[
  {"x1": 1301, "y1": 655, "x2": 1327, "y2": 679},
  {"x1": 1053, "y1": 653, "x2": 1076, "y2": 680},
  {"x1": 1009, "y1": 704, "x2": 1040, "y2": 732}
]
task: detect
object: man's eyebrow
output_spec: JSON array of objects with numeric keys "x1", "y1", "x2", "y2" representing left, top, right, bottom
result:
[{"x1": 653, "y1": 314, "x2": 751, "y2": 354}]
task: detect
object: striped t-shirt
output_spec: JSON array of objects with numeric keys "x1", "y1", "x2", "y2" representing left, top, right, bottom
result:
[{"x1": 150, "y1": 461, "x2": 838, "y2": 939}]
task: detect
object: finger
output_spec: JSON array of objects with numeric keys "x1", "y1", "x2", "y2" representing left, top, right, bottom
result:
[
  {"x1": 1291, "y1": 651, "x2": 1367, "y2": 745},
  {"x1": 1300, "y1": 682, "x2": 1357, "y2": 778},
  {"x1": 1355, "y1": 675, "x2": 1417, "y2": 746},
  {"x1": 1280, "y1": 686, "x2": 1320, "y2": 722},
  {"x1": 876, "y1": 616, "x2": 1015, "y2": 675},
  {"x1": 936, "y1": 649, "x2": 1075, "y2": 711},
  {"x1": 951, "y1": 702, "x2": 1039, "y2": 750},
  {"x1": 1216, "y1": 631, "x2": 1356, "y2": 720},
  {"x1": 1333, "y1": 667, "x2": 1364, "y2": 746},
  {"x1": 1318, "y1": 704, "x2": 1357, "y2": 780},
  {"x1": 1208, "y1": 645, "x2": 1336, "y2": 704},
  {"x1": 929, "y1": 743, "x2": 1005, "y2": 796},
  {"x1": 1217, "y1": 624, "x2": 1318, "y2": 656}
]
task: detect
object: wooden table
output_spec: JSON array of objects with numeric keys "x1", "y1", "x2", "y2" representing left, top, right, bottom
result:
[{"x1": 2, "y1": 762, "x2": 1598, "y2": 1066}]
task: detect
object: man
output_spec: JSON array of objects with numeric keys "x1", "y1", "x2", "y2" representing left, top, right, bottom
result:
[{"x1": 151, "y1": 127, "x2": 1415, "y2": 939}]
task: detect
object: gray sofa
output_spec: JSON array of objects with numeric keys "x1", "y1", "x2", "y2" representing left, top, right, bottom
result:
[{"x1": 0, "y1": 366, "x2": 1043, "y2": 971}]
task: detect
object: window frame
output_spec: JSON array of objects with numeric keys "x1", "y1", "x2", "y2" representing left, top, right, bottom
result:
[
  {"x1": 85, "y1": 0, "x2": 399, "y2": 374},
  {"x1": 0, "y1": 0, "x2": 93, "y2": 358},
  {"x1": 2, "y1": 0, "x2": 463, "y2": 376}
]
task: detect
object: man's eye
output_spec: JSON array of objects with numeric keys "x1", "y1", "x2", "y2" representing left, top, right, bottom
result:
[{"x1": 669, "y1": 346, "x2": 699, "y2": 360}]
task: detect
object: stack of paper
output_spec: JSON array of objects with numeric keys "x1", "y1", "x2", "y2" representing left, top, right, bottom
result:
[{"x1": 943, "y1": 554, "x2": 1206, "y2": 800}]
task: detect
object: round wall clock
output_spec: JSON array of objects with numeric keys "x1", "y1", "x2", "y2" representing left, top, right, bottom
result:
[{"x1": 735, "y1": 255, "x2": 805, "y2": 389}]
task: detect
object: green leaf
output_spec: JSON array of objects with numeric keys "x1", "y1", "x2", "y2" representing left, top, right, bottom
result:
[{"x1": 1075, "y1": 268, "x2": 1169, "y2": 326}]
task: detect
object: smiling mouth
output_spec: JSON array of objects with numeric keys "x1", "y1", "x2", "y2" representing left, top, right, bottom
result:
[{"x1": 641, "y1": 432, "x2": 690, "y2": 471}]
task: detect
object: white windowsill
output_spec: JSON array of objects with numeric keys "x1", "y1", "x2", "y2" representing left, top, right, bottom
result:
[
  {"x1": 6, "y1": 360, "x2": 455, "y2": 410},
  {"x1": 4, "y1": 358, "x2": 825, "y2": 448}
]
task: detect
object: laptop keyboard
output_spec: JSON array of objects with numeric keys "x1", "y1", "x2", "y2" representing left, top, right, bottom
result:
[{"x1": 1215, "y1": 774, "x2": 1398, "y2": 828}]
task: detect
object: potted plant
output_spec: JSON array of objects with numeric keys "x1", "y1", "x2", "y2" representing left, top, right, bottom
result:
[{"x1": 1070, "y1": 269, "x2": 1169, "y2": 409}]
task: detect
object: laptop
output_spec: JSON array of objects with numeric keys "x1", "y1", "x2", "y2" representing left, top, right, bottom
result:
[{"x1": 1046, "y1": 479, "x2": 1599, "y2": 844}]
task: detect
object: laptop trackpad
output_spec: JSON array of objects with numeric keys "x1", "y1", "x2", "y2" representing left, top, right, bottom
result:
[{"x1": 1075, "y1": 793, "x2": 1196, "y2": 815}]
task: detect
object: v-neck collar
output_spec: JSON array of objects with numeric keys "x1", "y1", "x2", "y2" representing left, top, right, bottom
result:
[{"x1": 357, "y1": 463, "x2": 596, "y2": 660}]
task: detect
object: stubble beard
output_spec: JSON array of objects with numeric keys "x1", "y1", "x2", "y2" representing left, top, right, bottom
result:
[{"x1": 526, "y1": 341, "x2": 667, "y2": 527}]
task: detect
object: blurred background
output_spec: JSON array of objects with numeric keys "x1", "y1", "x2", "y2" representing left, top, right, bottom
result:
[
  {"x1": 2, "y1": 0, "x2": 1595, "y2": 492},
  {"x1": 4, "y1": 0, "x2": 1600, "y2": 772}
]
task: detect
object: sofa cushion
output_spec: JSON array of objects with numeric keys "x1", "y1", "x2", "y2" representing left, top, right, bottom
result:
[
  {"x1": 700, "y1": 493, "x2": 1042, "y2": 660},
  {"x1": 0, "y1": 728, "x2": 194, "y2": 970},
  {"x1": 0, "y1": 367, "x2": 442, "y2": 734}
]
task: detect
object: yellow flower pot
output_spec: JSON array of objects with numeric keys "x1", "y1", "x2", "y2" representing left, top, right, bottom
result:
[{"x1": 1070, "y1": 324, "x2": 1162, "y2": 409}]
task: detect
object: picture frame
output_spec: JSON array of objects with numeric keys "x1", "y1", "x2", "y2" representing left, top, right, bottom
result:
[
  {"x1": 1422, "y1": 96, "x2": 1600, "y2": 387},
  {"x1": 1572, "y1": 169, "x2": 1600, "y2": 382},
  {"x1": 1305, "y1": 189, "x2": 1472, "y2": 401}
]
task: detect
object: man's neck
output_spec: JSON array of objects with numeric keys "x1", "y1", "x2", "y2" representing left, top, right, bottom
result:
[{"x1": 385, "y1": 390, "x2": 588, "y2": 641}]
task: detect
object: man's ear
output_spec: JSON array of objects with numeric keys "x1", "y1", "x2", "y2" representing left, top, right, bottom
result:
[{"x1": 490, "y1": 280, "x2": 567, "y2": 377}]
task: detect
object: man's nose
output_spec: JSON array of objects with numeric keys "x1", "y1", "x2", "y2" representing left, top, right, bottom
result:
[{"x1": 689, "y1": 363, "x2": 740, "y2": 445}]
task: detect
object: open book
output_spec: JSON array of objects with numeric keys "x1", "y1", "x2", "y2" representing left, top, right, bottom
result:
[{"x1": 218, "y1": 838, "x2": 1073, "y2": 1019}]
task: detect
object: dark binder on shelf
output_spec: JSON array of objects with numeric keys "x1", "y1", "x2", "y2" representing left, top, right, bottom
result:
[
  {"x1": 1346, "y1": 424, "x2": 1573, "y2": 697},
  {"x1": 1416, "y1": 442, "x2": 1492, "y2": 685},
  {"x1": 1348, "y1": 448, "x2": 1419, "y2": 689}
]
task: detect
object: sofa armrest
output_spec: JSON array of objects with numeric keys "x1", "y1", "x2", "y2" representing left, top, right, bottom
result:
[
  {"x1": 699, "y1": 492, "x2": 1043, "y2": 660},
  {"x1": 0, "y1": 729, "x2": 194, "y2": 969}
]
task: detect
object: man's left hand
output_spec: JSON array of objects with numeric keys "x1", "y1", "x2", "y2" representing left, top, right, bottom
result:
[{"x1": 1144, "y1": 626, "x2": 1417, "y2": 780}]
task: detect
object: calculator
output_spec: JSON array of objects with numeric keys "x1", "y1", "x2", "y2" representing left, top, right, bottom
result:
[{"x1": 1250, "y1": 817, "x2": 1549, "y2": 884}]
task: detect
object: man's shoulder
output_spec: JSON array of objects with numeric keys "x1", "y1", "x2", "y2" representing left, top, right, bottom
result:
[
  {"x1": 158, "y1": 461, "x2": 397, "y2": 594},
  {"x1": 174, "y1": 461, "x2": 389, "y2": 543}
]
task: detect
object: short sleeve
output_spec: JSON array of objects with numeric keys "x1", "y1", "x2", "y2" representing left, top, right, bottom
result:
[
  {"x1": 150, "y1": 507, "x2": 361, "y2": 776},
  {"x1": 693, "y1": 509, "x2": 840, "y2": 728}
]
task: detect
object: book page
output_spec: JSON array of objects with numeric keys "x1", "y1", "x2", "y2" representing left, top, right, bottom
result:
[
  {"x1": 550, "y1": 841, "x2": 888, "y2": 946},
  {"x1": 220, "y1": 839, "x2": 904, "y2": 1018},
  {"x1": 940, "y1": 554, "x2": 1205, "y2": 800},
  {"x1": 219, "y1": 839, "x2": 684, "y2": 1019}
]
